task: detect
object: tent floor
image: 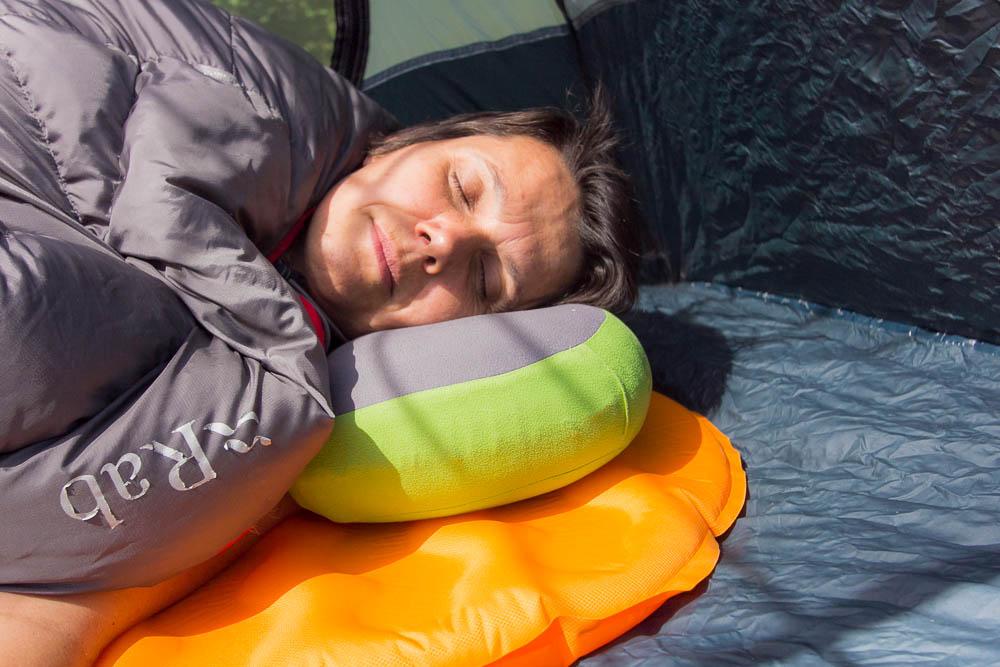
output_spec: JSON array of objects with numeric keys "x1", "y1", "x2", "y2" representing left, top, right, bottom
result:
[{"x1": 584, "y1": 282, "x2": 1000, "y2": 666}]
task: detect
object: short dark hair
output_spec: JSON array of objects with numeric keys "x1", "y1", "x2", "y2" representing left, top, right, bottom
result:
[{"x1": 369, "y1": 88, "x2": 641, "y2": 315}]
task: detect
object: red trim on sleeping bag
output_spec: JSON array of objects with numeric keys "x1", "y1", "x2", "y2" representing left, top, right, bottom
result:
[
  {"x1": 267, "y1": 207, "x2": 316, "y2": 263},
  {"x1": 216, "y1": 527, "x2": 254, "y2": 556},
  {"x1": 298, "y1": 295, "x2": 327, "y2": 349},
  {"x1": 266, "y1": 206, "x2": 327, "y2": 347}
]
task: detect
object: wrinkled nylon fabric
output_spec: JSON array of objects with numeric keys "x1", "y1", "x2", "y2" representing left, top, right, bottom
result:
[
  {"x1": 99, "y1": 393, "x2": 745, "y2": 666},
  {"x1": 581, "y1": 283, "x2": 1000, "y2": 666},
  {"x1": 0, "y1": 0, "x2": 393, "y2": 591},
  {"x1": 580, "y1": 0, "x2": 1000, "y2": 344}
]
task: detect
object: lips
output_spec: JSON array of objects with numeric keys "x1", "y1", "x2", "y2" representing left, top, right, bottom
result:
[{"x1": 371, "y1": 222, "x2": 397, "y2": 295}]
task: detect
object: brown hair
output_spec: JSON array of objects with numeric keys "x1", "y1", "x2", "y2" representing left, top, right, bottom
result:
[{"x1": 369, "y1": 88, "x2": 641, "y2": 315}]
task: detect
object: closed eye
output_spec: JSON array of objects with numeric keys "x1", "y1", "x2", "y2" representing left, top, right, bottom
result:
[{"x1": 451, "y1": 172, "x2": 471, "y2": 208}]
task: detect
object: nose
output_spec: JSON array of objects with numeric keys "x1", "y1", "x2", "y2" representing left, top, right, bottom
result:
[{"x1": 414, "y1": 214, "x2": 478, "y2": 276}]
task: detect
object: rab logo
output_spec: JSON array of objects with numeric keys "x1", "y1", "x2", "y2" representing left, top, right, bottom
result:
[{"x1": 58, "y1": 411, "x2": 270, "y2": 529}]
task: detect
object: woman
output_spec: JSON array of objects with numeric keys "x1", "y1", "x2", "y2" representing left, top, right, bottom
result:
[{"x1": 0, "y1": 0, "x2": 639, "y2": 663}]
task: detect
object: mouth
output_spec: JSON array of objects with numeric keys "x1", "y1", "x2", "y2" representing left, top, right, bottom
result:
[{"x1": 370, "y1": 222, "x2": 398, "y2": 295}]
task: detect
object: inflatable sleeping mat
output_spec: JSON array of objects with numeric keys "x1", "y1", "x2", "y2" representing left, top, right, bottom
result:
[{"x1": 99, "y1": 392, "x2": 745, "y2": 665}]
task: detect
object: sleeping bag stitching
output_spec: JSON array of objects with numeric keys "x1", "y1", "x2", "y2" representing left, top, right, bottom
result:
[
  {"x1": 85, "y1": 35, "x2": 276, "y2": 124},
  {"x1": 224, "y1": 12, "x2": 275, "y2": 116},
  {"x1": 226, "y1": 25, "x2": 280, "y2": 119},
  {"x1": 90, "y1": 43, "x2": 139, "y2": 236},
  {"x1": 228, "y1": 11, "x2": 236, "y2": 77},
  {"x1": 54, "y1": 10, "x2": 278, "y2": 125},
  {"x1": 104, "y1": 49, "x2": 284, "y2": 234},
  {"x1": 0, "y1": 45, "x2": 83, "y2": 223},
  {"x1": 0, "y1": 178, "x2": 119, "y2": 260}
]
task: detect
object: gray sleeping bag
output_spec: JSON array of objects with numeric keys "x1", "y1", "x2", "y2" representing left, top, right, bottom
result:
[{"x1": 0, "y1": 0, "x2": 394, "y2": 592}]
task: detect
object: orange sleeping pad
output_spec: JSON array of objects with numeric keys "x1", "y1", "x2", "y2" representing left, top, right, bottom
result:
[{"x1": 99, "y1": 393, "x2": 746, "y2": 666}]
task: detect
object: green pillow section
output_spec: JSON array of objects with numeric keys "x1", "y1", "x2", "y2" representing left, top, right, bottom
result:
[{"x1": 292, "y1": 310, "x2": 651, "y2": 523}]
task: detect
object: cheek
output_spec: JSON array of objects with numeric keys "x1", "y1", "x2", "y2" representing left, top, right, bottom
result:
[
  {"x1": 316, "y1": 211, "x2": 357, "y2": 264},
  {"x1": 368, "y1": 166, "x2": 447, "y2": 215},
  {"x1": 384, "y1": 283, "x2": 471, "y2": 327}
]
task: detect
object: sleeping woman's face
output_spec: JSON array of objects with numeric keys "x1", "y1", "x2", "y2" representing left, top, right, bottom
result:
[{"x1": 294, "y1": 134, "x2": 584, "y2": 339}]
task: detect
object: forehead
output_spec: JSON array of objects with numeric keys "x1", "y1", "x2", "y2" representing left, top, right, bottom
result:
[{"x1": 445, "y1": 134, "x2": 578, "y2": 217}]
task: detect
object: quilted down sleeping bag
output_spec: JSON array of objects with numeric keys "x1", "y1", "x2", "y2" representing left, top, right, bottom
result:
[{"x1": 0, "y1": 0, "x2": 394, "y2": 592}]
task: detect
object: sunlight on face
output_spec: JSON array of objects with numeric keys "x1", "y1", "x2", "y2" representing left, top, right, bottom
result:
[{"x1": 296, "y1": 134, "x2": 583, "y2": 339}]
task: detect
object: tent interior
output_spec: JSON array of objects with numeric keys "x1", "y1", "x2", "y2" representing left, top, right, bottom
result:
[{"x1": 206, "y1": 1, "x2": 999, "y2": 664}]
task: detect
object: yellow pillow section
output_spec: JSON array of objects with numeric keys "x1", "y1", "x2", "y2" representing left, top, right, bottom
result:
[{"x1": 100, "y1": 393, "x2": 746, "y2": 666}]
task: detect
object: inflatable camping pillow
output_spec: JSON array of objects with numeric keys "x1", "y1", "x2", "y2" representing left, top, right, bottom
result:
[{"x1": 293, "y1": 305, "x2": 652, "y2": 522}]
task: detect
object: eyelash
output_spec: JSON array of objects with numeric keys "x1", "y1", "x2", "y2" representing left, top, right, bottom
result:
[
  {"x1": 478, "y1": 258, "x2": 488, "y2": 301},
  {"x1": 450, "y1": 172, "x2": 471, "y2": 208}
]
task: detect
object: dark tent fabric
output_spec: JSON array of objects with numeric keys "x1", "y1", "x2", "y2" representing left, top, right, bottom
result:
[
  {"x1": 580, "y1": 0, "x2": 1000, "y2": 346},
  {"x1": 216, "y1": 1, "x2": 1000, "y2": 664}
]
